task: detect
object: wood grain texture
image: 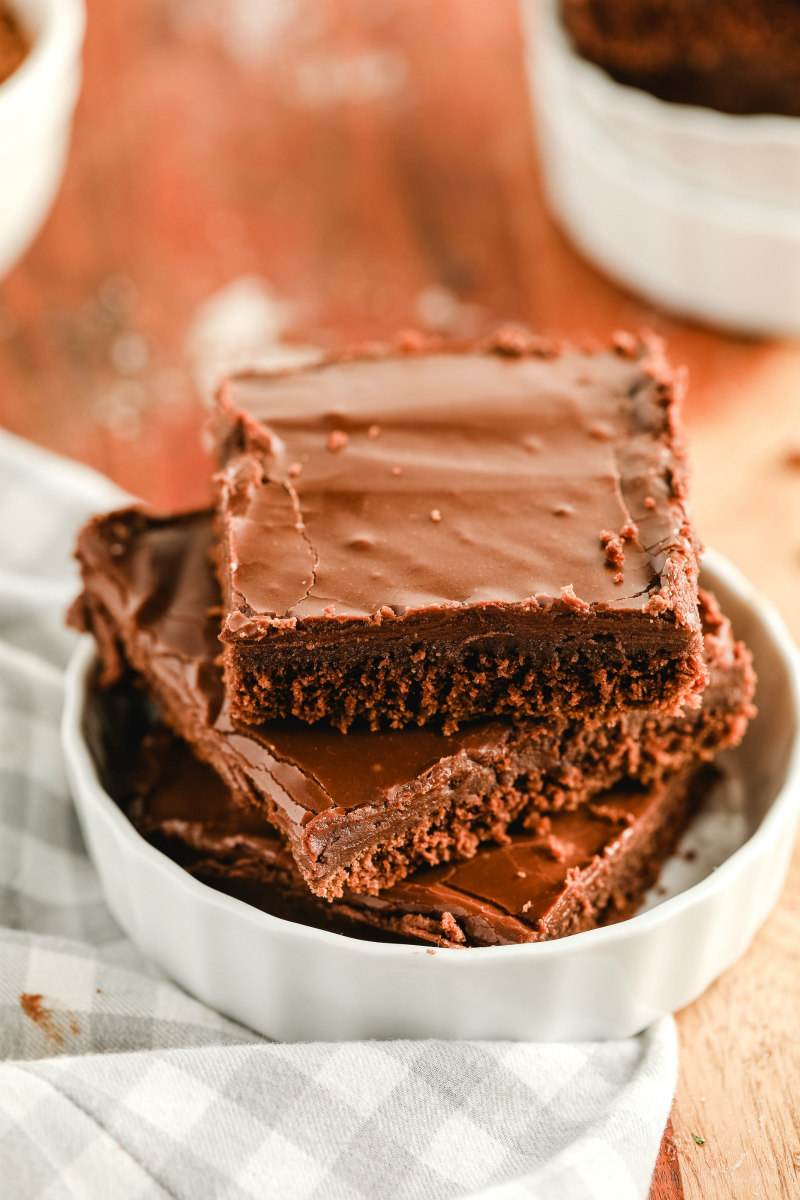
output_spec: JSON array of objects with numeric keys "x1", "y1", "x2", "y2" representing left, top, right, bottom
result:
[
  {"x1": 0, "y1": 3, "x2": 798, "y2": 1196},
  {"x1": 672, "y1": 364, "x2": 800, "y2": 1200},
  {"x1": 651, "y1": 1121, "x2": 685, "y2": 1200}
]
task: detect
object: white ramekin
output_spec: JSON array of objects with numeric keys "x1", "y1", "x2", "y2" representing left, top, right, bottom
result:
[
  {"x1": 523, "y1": 0, "x2": 800, "y2": 335},
  {"x1": 61, "y1": 551, "x2": 800, "y2": 1042},
  {"x1": 527, "y1": 0, "x2": 800, "y2": 207},
  {"x1": 0, "y1": 0, "x2": 85, "y2": 280}
]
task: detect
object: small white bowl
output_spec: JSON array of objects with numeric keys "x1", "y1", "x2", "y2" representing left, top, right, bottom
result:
[
  {"x1": 526, "y1": 0, "x2": 800, "y2": 208},
  {"x1": 61, "y1": 551, "x2": 800, "y2": 1042},
  {"x1": 0, "y1": 0, "x2": 85, "y2": 280},
  {"x1": 523, "y1": 0, "x2": 800, "y2": 335}
]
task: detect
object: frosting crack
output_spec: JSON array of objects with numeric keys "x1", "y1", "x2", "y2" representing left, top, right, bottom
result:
[{"x1": 282, "y1": 477, "x2": 319, "y2": 608}]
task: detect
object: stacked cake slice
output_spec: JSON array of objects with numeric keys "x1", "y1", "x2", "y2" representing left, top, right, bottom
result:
[{"x1": 71, "y1": 329, "x2": 756, "y2": 947}]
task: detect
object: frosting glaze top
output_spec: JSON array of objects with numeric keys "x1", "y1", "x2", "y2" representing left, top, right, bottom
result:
[{"x1": 215, "y1": 330, "x2": 700, "y2": 631}]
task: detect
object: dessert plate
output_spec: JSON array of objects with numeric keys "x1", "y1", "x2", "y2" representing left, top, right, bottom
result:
[{"x1": 61, "y1": 552, "x2": 800, "y2": 1041}]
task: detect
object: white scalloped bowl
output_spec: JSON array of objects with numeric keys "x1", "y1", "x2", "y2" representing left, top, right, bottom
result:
[
  {"x1": 523, "y1": 0, "x2": 800, "y2": 335},
  {"x1": 525, "y1": 0, "x2": 800, "y2": 208},
  {"x1": 0, "y1": 0, "x2": 85, "y2": 280},
  {"x1": 61, "y1": 551, "x2": 800, "y2": 1041}
]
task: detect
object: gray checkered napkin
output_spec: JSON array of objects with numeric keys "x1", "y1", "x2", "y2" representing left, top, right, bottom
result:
[{"x1": 0, "y1": 429, "x2": 676, "y2": 1200}]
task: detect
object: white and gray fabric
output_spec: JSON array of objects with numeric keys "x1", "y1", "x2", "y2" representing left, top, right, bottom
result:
[{"x1": 0, "y1": 428, "x2": 677, "y2": 1200}]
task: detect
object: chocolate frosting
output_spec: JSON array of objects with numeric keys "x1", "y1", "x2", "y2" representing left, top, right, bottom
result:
[{"x1": 215, "y1": 332, "x2": 700, "y2": 632}]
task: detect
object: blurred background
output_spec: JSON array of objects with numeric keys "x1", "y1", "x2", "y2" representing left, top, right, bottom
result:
[
  {"x1": 1, "y1": 0, "x2": 796, "y2": 616},
  {"x1": 0, "y1": 7, "x2": 793, "y2": 470},
  {"x1": 1, "y1": 3, "x2": 799, "y2": 1193}
]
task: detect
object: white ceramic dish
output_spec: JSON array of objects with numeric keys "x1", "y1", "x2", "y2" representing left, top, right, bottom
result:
[
  {"x1": 61, "y1": 552, "x2": 800, "y2": 1042},
  {"x1": 0, "y1": 0, "x2": 85, "y2": 280},
  {"x1": 527, "y1": 0, "x2": 800, "y2": 208},
  {"x1": 523, "y1": 0, "x2": 800, "y2": 335}
]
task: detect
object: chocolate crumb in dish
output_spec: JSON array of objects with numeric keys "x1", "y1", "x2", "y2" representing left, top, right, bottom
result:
[
  {"x1": 560, "y1": 0, "x2": 800, "y2": 118},
  {"x1": 0, "y1": 5, "x2": 27, "y2": 86},
  {"x1": 70, "y1": 508, "x2": 754, "y2": 900},
  {"x1": 212, "y1": 329, "x2": 705, "y2": 732},
  {"x1": 106, "y1": 687, "x2": 705, "y2": 949}
]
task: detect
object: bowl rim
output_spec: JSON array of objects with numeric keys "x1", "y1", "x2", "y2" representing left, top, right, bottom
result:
[
  {"x1": 0, "y1": 0, "x2": 85, "y2": 119},
  {"x1": 536, "y1": 57, "x2": 800, "y2": 241},
  {"x1": 61, "y1": 547, "x2": 800, "y2": 964},
  {"x1": 530, "y1": 0, "x2": 800, "y2": 150}
]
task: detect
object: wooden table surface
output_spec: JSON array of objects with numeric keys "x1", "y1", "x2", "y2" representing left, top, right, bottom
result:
[{"x1": 2, "y1": 2, "x2": 799, "y2": 1196}]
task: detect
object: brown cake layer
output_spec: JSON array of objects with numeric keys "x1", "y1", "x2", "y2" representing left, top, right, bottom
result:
[
  {"x1": 560, "y1": 0, "x2": 800, "y2": 117},
  {"x1": 70, "y1": 508, "x2": 754, "y2": 900},
  {"x1": 107, "y1": 692, "x2": 702, "y2": 949},
  {"x1": 213, "y1": 329, "x2": 705, "y2": 732}
]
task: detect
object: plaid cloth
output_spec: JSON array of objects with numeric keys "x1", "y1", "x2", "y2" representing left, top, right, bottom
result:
[{"x1": 0, "y1": 429, "x2": 677, "y2": 1200}]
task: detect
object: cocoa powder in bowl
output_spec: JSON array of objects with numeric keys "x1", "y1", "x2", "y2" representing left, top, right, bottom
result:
[{"x1": 0, "y1": 5, "x2": 27, "y2": 86}]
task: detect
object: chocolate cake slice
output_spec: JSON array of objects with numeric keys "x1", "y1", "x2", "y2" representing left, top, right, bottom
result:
[
  {"x1": 108, "y1": 693, "x2": 703, "y2": 949},
  {"x1": 213, "y1": 329, "x2": 705, "y2": 732},
  {"x1": 70, "y1": 508, "x2": 754, "y2": 900}
]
